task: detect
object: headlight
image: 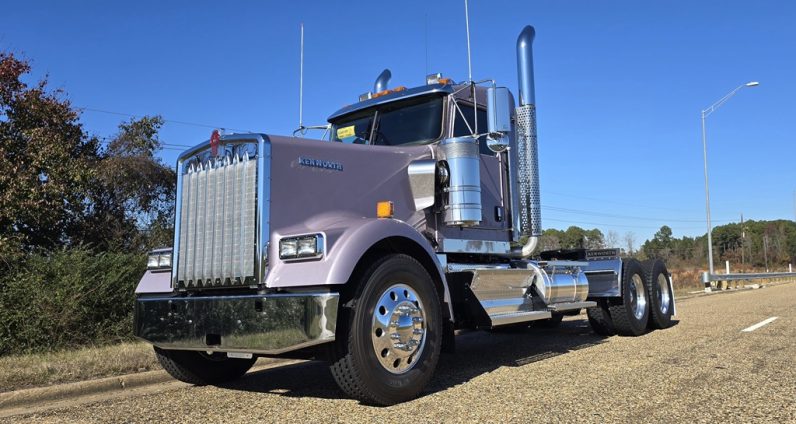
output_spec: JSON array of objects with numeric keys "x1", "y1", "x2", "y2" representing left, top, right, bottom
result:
[
  {"x1": 279, "y1": 234, "x2": 324, "y2": 261},
  {"x1": 147, "y1": 248, "x2": 173, "y2": 270},
  {"x1": 158, "y1": 253, "x2": 171, "y2": 268},
  {"x1": 279, "y1": 239, "x2": 298, "y2": 259},
  {"x1": 297, "y1": 237, "x2": 317, "y2": 256}
]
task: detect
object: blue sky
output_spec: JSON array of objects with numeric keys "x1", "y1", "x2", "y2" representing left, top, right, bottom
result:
[{"x1": 2, "y1": 1, "x2": 794, "y2": 245}]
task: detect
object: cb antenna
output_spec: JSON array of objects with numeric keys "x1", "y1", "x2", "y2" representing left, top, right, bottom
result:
[
  {"x1": 464, "y1": 0, "x2": 472, "y2": 82},
  {"x1": 298, "y1": 23, "x2": 305, "y2": 135}
]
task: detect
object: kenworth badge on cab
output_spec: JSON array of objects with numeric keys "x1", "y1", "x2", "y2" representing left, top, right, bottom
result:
[{"x1": 134, "y1": 25, "x2": 676, "y2": 406}]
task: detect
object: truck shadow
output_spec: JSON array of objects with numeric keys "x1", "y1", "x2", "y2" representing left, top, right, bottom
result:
[{"x1": 217, "y1": 317, "x2": 609, "y2": 403}]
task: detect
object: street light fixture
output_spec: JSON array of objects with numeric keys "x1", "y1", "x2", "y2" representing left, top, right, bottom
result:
[{"x1": 701, "y1": 81, "x2": 759, "y2": 288}]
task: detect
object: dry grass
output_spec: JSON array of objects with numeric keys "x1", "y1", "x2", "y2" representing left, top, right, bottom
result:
[
  {"x1": 0, "y1": 342, "x2": 160, "y2": 393},
  {"x1": 671, "y1": 267, "x2": 705, "y2": 296},
  {"x1": 670, "y1": 266, "x2": 796, "y2": 296}
]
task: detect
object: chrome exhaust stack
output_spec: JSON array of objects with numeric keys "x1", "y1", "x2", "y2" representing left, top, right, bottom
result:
[{"x1": 510, "y1": 25, "x2": 542, "y2": 258}]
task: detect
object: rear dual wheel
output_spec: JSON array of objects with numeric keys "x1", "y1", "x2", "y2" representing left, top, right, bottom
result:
[
  {"x1": 586, "y1": 299, "x2": 615, "y2": 336},
  {"x1": 587, "y1": 258, "x2": 675, "y2": 336},
  {"x1": 609, "y1": 258, "x2": 650, "y2": 336},
  {"x1": 642, "y1": 259, "x2": 675, "y2": 329},
  {"x1": 586, "y1": 258, "x2": 650, "y2": 337}
]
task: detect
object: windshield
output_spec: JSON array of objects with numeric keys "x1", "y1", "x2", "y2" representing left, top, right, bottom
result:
[{"x1": 331, "y1": 95, "x2": 444, "y2": 146}]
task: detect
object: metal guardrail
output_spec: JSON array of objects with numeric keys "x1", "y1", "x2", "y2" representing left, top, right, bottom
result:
[{"x1": 702, "y1": 271, "x2": 796, "y2": 284}]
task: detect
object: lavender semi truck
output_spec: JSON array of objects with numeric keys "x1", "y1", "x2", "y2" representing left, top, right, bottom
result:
[{"x1": 134, "y1": 25, "x2": 675, "y2": 405}]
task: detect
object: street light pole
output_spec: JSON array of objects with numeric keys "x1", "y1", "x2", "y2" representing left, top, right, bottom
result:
[
  {"x1": 701, "y1": 109, "x2": 714, "y2": 278},
  {"x1": 701, "y1": 81, "x2": 759, "y2": 288}
]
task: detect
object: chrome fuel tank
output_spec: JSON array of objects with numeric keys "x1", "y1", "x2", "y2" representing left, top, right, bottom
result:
[{"x1": 528, "y1": 261, "x2": 590, "y2": 304}]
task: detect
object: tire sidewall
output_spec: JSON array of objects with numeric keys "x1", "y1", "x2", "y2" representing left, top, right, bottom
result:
[
  {"x1": 587, "y1": 299, "x2": 615, "y2": 336},
  {"x1": 646, "y1": 259, "x2": 674, "y2": 328},
  {"x1": 622, "y1": 259, "x2": 650, "y2": 334},
  {"x1": 349, "y1": 254, "x2": 442, "y2": 402}
]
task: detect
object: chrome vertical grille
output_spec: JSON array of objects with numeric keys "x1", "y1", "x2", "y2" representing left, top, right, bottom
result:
[{"x1": 177, "y1": 153, "x2": 257, "y2": 288}]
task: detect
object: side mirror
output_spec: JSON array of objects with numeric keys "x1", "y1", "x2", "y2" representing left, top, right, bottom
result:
[{"x1": 486, "y1": 87, "x2": 512, "y2": 153}]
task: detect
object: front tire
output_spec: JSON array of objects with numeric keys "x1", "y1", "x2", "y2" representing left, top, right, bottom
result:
[
  {"x1": 329, "y1": 254, "x2": 442, "y2": 406},
  {"x1": 154, "y1": 347, "x2": 256, "y2": 385}
]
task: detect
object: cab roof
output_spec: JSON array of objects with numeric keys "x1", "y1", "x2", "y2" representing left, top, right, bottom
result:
[{"x1": 327, "y1": 83, "x2": 456, "y2": 122}]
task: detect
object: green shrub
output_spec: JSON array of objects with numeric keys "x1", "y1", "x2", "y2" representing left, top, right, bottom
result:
[{"x1": 0, "y1": 248, "x2": 145, "y2": 355}]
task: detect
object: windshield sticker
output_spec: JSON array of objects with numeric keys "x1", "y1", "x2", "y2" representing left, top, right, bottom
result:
[{"x1": 336, "y1": 125, "x2": 355, "y2": 139}]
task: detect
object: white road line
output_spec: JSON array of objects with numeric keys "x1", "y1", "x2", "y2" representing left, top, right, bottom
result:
[{"x1": 742, "y1": 317, "x2": 779, "y2": 332}]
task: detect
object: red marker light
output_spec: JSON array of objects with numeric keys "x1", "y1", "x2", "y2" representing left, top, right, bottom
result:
[{"x1": 210, "y1": 129, "x2": 220, "y2": 156}]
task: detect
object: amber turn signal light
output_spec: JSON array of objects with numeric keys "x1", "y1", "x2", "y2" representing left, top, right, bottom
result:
[{"x1": 376, "y1": 201, "x2": 394, "y2": 218}]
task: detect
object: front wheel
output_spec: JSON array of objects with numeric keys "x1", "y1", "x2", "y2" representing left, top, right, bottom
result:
[
  {"x1": 329, "y1": 254, "x2": 442, "y2": 406},
  {"x1": 154, "y1": 347, "x2": 256, "y2": 385}
]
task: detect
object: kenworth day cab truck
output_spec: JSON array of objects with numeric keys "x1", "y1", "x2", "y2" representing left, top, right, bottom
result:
[{"x1": 134, "y1": 25, "x2": 676, "y2": 405}]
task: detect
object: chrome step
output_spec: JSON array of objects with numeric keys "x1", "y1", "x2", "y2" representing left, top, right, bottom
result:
[
  {"x1": 547, "y1": 301, "x2": 596, "y2": 312},
  {"x1": 489, "y1": 310, "x2": 552, "y2": 327}
]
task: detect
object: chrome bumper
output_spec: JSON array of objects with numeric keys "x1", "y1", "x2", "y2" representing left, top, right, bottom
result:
[{"x1": 134, "y1": 292, "x2": 338, "y2": 355}]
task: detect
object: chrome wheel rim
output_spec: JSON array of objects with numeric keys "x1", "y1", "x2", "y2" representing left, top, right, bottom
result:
[
  {"x1": 657, "y1": 273, "x2": 671, "y2": 315},
  {"x1": 628, "y1": 274, "x2": 647, "y2": 320},
  {"x1": 371, "y1": 283, "x2": 426, "y2": 374}
]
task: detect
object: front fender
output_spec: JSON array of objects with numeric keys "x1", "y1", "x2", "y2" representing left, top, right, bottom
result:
[{"x1": 264, "y1": 217, "x2": 451, "y2": 312}]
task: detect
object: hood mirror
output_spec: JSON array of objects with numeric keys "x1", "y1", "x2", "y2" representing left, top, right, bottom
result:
[{"x1": 486, "y1": 86, "x2": 512, "y2": 153}]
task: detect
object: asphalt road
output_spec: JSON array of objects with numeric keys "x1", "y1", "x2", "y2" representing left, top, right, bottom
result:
[{"x1": 7, "y1": 282, "x2": 796, "y2": 423}]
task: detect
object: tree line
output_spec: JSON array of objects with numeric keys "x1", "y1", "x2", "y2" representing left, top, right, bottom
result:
[{"x1": 540, "y1": 221, "x2": 796, "y2": 271}]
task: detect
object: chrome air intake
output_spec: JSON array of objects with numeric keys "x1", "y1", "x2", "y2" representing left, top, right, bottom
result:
[
  {"x1": 441, "y1": 136, "x2": 482, "y2": 226},
  {"x1": 509, "y1": 25, "x2": 542, "y2": 257}
]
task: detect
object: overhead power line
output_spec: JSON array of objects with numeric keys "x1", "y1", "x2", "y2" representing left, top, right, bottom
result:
[
  {"x1": 77, "y1": 106, "x2": 252, "y2": 133},
  {"x1": 95, "y1": 136, "x2": 192, "y2": 152},
  {"x1": 542, "y1": 204, "x2": 733, "y2": 224},
  {"x1": 543, "y1": 190, "x2": 691, "y2": 213},
  {"x1": 543, "y1": 217, "x2": 710, "y2": 231}
]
